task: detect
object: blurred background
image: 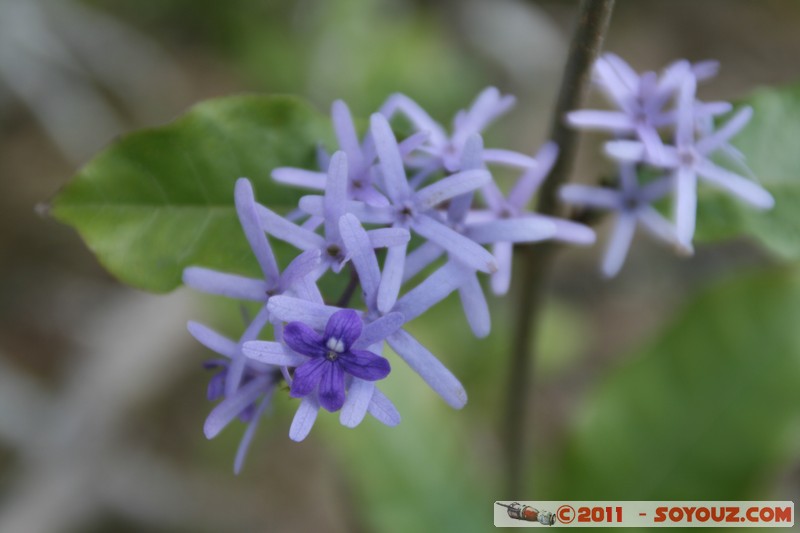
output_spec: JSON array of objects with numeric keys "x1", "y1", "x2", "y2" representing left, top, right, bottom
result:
[{"x1": 1, "y1": 0, "x2": 800, "y2": 531}]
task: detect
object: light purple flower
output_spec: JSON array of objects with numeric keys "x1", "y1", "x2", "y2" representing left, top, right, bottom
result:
[
  {"x1": 606, "y1": 76, "x2": 774, "y2": 247},
  {"x1": 183, "y1": 178, "x2": 322, "y2": 396},
  {"x1": 259, "y1": 151, "x2": 410, "y2": 275},
  {"x1": 380, "y1": 87, "x2": 536, "y2": 174},
  {"x1": 399, "y1": 134, "x2": 558, "y2": 336},
  {"x1": 300, "y1": 114, "x2": 496, "y2": 313},
  {"x1": 560, "y1": 163, "x2": 684, "y2": 278},
  {"x1": 188, "y1": 320, "x2": 279, "y2": 474},
  {"x1": 272, "y1": 99, "x2": 427, "y2": 206},
  {"x1": 406, "y1": 140, "x2": 593, "y2": 298},
  {"x1": 278, "y1": 309, "x2": 391, "y2": 412},
  {"x1": 568, "y1": 53, "x2": 731, "y2": 162}
]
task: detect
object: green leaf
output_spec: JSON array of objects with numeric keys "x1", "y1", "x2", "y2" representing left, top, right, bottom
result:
[
  {"x1": 51, "y1": 95, "x2": 331, "y2": 292},
  {"x1": 551, "y1": 267, "x2": 800, "y2": 500},
  {"x1": 695, "y1": 84, "x2": 800, "y2": 258}
]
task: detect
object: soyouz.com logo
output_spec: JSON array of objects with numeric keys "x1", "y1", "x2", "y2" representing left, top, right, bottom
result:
[{"x1": 493, "y1": 501, "x2": 794, "y2": 527}]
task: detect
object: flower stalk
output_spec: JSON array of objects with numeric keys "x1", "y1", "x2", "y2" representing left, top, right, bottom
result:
[{"x1": 502, "y1": 0, "x2": 615, "y2": 498}]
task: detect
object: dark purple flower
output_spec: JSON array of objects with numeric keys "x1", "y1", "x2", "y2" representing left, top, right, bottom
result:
[{"x1": 283, "y1": 309, "x2": 390, "y2": 412}]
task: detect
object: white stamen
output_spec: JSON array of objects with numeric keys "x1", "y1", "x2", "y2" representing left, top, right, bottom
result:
[{"x1": 326, "y1": 337, "x2": 345, "y2": 353}]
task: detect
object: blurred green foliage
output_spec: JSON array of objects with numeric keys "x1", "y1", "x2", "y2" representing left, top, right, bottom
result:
[
  {"x1": 551, "y1": 267, "x2": 800, "y2": 501},
  {"x1": 52, "y1": 95, "x2": 331, "y2": 292}
]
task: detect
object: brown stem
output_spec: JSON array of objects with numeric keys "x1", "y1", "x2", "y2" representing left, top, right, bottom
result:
[
  {"x1": 502, "y1": 0, "x2": 615, "y2": 498},
  {"x1": 335, "y1": 265, "x2": 360, "y2": 308}
]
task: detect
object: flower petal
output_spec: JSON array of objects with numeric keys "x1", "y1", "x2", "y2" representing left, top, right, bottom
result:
[
  {"x1": 340, "y1": 349, "x2": 391, "y2": 381},
  {"x1": 255, "y1": 204, "x2": 326, "y2": 251},
  {"x1": 299, "y1": 195, "x2": 396, "y2": 224},
  {"x1": 490, "y1": 241, "x2": 513, "y2": 295},
  {"x1": 367, "y1": 227, "x2": 411, "y2": 248},
  {"x1": 371, "y1": 113, "x2": 410, "y2": 202},
  {"x1": 278, "y1": 249, "x2": 322, "y2": 292},
  {"x1": 674, "y1": 166, "x2": 698, "y2": 247},
  {"x1": 458, "y1": 276, "x2": 490, "y2": 338},
  {"x1": 559, "y1": 184, "x2": 621, "y2": 210},
  {"x1": 464, "y1": 218, "x2": 556, "y2": 244},
  {"x1": 379, "y1": 93, "x2": 447, "y2": 146},
  {"x1": 481, "y1": 148, "x2": 537, "y2": 169},
  {"x1": 234, "y1": 395, "x2": 271, "y2": 474},
  {"x1": 183, "y1": 267, "x2": 267, "y2": 301},
  {"x1": 415, "y1": 169, "x2": 490, "y2": 209},
  {"x1": 695, "y1": 160, "x2": 774, "y2": 209},
  {"x1": 546, "y1": 216, "x2": 597, "y2": 245},
  {"x1": 290, "y1": 358, "x2": 328, "y2": 397},
  {"x1": 267, "y1": 295, "x2": 339, "y2": 330},
  {"x1": 368, "y1": 387, "x2": 401, "y2": 426},
  {"x1": 387, "y1": 329, "x2": 467, "y2": 409},
  {"x1": 696, "y1": 106, "x2": 752, "y2": 156},
  {"x1": 226, "y1": 305, "x2": 271, "y2": 397},
  {"x1": 339, "y1": 378, "x2": 374, "y2": 428},
  {"x1": 318, "y1": 362, "x2": 346, "y2": 412},
  {"x1": 601, "y1": 212, "x2": 637, "y2": 278},
  {"x1": 324, "y1": 309, "x2": 363, "y2": 350},
  {"x1": 394, "y1": 261, "x2": 472, "y2": 323},
  {"x1": 566, "y1": 110, "x2": 634, "y2": 131},
  {"x1": 604, "y1": 140, "x2": 646, "y2": 162},
  {"x1": 271, "y1": 167, "x2": 327, "y2": 190},
  {"x1": 188, "y1": 321, "x2": 238, "y2": 358},
  {"x1": 377, "y1": 242, "x2": 408, "y2": 313},
  {"x1": 339, "y1": 213, "x2": 381, "y2": 305},
  {"x1": 283, "y1": 322, "x2": 326, "y2": 358},
  {"x1": 324, "y1": 151, "x2": 349, "y2": 241},
  {"x1": 243, "y1": 340, "x2": 307, "y2": 366},
  {"x1": 204, "y1": 376, "x2": 270, "y2": 439},
  {"x1": 289, "y1": 395, "x2": 319, "y2": 442},
  {"x1": 413, "y1": 215, "x2": 497, "y2": 273},
  {"x1": 235, "y1": 178, "x2": 280, "y2": 281},
  {"x1": 332, "y1": 100, "x2": 364, "y2": 170},
  {"x1": 357, "y1": 312, "x2": 406, "y2": 348}
]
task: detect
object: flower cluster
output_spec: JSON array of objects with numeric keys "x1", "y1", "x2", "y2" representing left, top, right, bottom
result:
[
  {"x1": 183, "y1": 88, "x2": 594, "y2": 472},
  {"x1": 562, "y1": 53, "x2": 774, "y2": 277}
]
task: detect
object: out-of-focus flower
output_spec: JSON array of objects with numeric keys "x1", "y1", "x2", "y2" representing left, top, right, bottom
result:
[
  {"x1": 560, "y1": 164, "x2": 683, "y2": 278},
  {"x1": 606, "y1": 76, "x2": 774, "y2": 247},
  {"x1": 188, "y1": 321, "x2": 280, "y2": 474}
]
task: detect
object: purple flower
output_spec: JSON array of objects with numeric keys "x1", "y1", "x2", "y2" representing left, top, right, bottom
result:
[
  {"x1": 606, "y1": 76, "x2": 774, "y2": 247},
  {"x1": 188, "y1": 320, "x2": 279, "y2": 474},
  {"x1": 300, "y1": 114, "x2": 496, "y2": 313},
  {"x1": 406, "y1": 140, "x2": 593, "y2": 299},
  {"x1": 183, "y1": 178, "x2": 322, "y2": 396},
  {"x1": 272, "y1": 100, "x2": 427, "y2": 206},
  {"x1": 259, "y1": 151, "x2": 410, "y2": 275},
  {"x1": 277, "y1": 309, "x2": 391, "y2": 412},
  {"x1": 568, "y1": 54, "x2": 731, "y2": 162},
  {"x1": 380, "y1": 87, "x2": 536, "y2": 174},
  {"x1": 560, "y1": 163, "x2": 684, "y2": 277}
]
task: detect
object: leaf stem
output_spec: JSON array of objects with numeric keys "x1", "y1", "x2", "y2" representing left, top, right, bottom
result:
[{"x1": 502, "y1": 0, "x2": 615, "y2": 498}]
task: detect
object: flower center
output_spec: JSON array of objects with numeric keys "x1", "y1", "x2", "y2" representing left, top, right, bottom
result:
[
  {"x1": 326, "y1": 244, "x2": 343, "y2": 260},
  {"x1": 679, "y1": 148, "x2": 697, "y2": 167},
  {"x1": 325, "y1": 337, "x2": 345, "y2": 361}
]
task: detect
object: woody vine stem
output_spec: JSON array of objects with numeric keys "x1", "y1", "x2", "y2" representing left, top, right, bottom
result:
[{"x1": 503, "y1": 0, "x2": 615, "y2": 497}]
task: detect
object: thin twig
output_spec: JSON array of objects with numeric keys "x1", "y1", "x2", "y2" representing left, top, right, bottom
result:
[
  {"x1": 502, "y1": 0, "x2": 615, "y2": 498},
  {"x1": 335, "y1": 265, "x2": 360, "y2": 308}
]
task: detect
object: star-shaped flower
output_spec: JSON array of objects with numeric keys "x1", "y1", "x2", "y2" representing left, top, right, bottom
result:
[
  {"x1": 259, "y1": 151, "x2": 410, "y2": 275},
  {"x1": 568, "y1": 53, "x2": 731, "y2": 162},
  {"x1": 606, "y1": 75, "x2": 774, "y2": 247},
  {"x1": 272, "y1": 99, "x2": 426, "y2": 206},
  {"x1": 560, "y1": 163, "x2": 684, "y2": 277},
  {"x1": 183, "y1": 178, "x2": 321, "y2": 396},
  {"x1": 187, "y1": 320, "x2": 280, "y2": 474},
  {"x1": 279, "y1": 309, "x2": 391, "y2": 412},
  {"x1": 380, "y1": 87, "x2": 536, "y2": 174}
]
